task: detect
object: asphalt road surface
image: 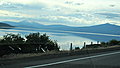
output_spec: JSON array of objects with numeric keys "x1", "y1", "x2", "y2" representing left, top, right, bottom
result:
[{"x1": 0, "y1": 51, "x2": 120, "y2": 68}]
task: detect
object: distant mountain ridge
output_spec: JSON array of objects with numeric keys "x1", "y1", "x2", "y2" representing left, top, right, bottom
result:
[
  {"x1": 1, "y1": 21, "x2": 120, "y2": 35},
  {"x1": 0, "y1": 22, "x2": 14, "y2": 29},
  {"x1": 1, "y1": 21, "x2": 120, "y2": 41},
  {"x1": 74, "y1": 23, "x2": 120, "y2": 35}
]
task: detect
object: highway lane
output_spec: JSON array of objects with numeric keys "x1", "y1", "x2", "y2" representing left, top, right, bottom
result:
[{"x1": 1, "y1": 51, "x2": 120, "y2": 68}]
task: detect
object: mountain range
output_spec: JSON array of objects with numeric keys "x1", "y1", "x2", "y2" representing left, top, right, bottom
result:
[
  {"x1": 1, "y1": 21, "x2": 120, "y2": 41},
  {"x1": 0, "y1": 22, "x2": 14, "y2": 29},
  {"x1": 2, "y1": 21, "x2": 120, "y2": 35}
]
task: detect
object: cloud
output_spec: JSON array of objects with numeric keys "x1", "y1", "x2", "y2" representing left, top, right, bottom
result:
[
  {"x1": 96, "y1": 12, "x2": 120, "y2": 18},
  {"x1": 0, "y1": 10, "x2": 33, "y2": 18},
  {"x1": 0, "y1": 0, "x2": 120, "y2": 26},
  {"x1": 0, "y1": 1, "x2": 46, "y2": 11}
]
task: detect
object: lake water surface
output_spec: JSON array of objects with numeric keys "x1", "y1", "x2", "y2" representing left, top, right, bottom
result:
[{"x1": 0, "y1": 29, "x2": 119, "y2": 50}]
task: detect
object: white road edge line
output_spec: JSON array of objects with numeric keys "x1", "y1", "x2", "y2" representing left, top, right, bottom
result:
[{"x1": 25, "y1": 51, "x2": 120, "y2": 68}]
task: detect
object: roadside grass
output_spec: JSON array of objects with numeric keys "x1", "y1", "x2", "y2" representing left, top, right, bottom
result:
[
  {"x1": 81, "y1": 45, "x2": 120, "y2": 50},
  {"x1": 0, "y1": 50, "x2": 61, "y2": 60},
  {"x1": 0, "y1": 45, "x2": 120, "y2": 60}
]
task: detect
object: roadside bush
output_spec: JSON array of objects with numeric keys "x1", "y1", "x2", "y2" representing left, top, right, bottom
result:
[
  {"x1": 108, "y1": 39, "x2": 120, "y2": 46},
  {"x1": 0, "y1": 33, "x2": 60, "y2": 57},
  {"x1": 75, "y1": 47, "x2": 80, "y2": 50}
]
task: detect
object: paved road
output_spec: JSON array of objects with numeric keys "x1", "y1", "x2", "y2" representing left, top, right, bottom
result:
[{"x1": 0, "y1": 51, "x2": 120, "y2": 68}]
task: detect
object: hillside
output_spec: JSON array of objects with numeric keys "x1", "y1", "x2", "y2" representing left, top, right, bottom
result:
[
  {"x1": 3, "y1": 21, "x2": 120, "y2": 35},
  {"x1": 1, "y1": 21, "x2": 120, "y2": 41},
  {"x1": 0, "y1": 22, "x2": 14, "y2": 29},
  {"x1": 75, "y1": 23, "x2": 120, "y2": 35}
]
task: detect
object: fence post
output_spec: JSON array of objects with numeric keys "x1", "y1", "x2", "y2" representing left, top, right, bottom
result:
[
  {"x1": 70, "y1": 43, "x2": 73, "y2": 51},
  {"x1": 84, "y1": 42, "x2": 86, "y2": 49},
  {"x1": 91, "y1": 42, "x2": 93, "y2": 45}
]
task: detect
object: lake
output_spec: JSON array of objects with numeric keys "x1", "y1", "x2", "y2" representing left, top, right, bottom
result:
[{"x1": 0, "y1": 28, "x2": 120, "y2": 50}]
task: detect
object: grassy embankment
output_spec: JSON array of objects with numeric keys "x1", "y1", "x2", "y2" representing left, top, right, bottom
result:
[{"x1": 0, "y1": 45, "x2": 120, "y2": 60}]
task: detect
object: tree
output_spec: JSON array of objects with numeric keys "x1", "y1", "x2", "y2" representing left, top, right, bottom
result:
[
  {"x1": 101, "y1": 42, "x2": 108, "y2": 47},
  {"x1": 25, "y1": 32, "x2": 42, "y2": 53},
  {"x1": 25, "y1": 32, "x2": 59, "y2": 52},
  {"x1": 0, "y1": 32, "x2": 60, "y2": 56},
  {"x1": 46, "y1": 40, "x2": 59, "y2": 51},
  {"x1": 25, "y1": 33, "x2": 50, "y2": 52},
  {"x1": 108, "y1": 39, "x2": 119, "y2": 46},
  {"x1": 2, "y1": 33, "x2": 24, "y2": 44},
  {"x1": 2, "y1": 33, "x2": 25, "y2": 53},
  {"x1": 75, "y1": 47, "x2": 80, "y2": 50},
  {"x1": 39, "y1": 33, "x2": 49, "y2": 49}
]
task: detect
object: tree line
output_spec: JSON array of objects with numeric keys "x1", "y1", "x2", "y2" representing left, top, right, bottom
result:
[
  {"x1": 0, "y1": 32, "x2": 60, "y2": 57},
  {"x1": 83, "y1": 39, "x2": 120, "y2": 49},
  {"x1": 101, "y1": 39, "x2": 120, "y2": 47}
]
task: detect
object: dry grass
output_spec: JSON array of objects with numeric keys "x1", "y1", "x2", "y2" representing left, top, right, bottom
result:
[
  {"x1": 0, "y1": 45, "x2": 120, "y2": 60},
  {"x1": 81, "y1": 45, "x2": 120, "y2": 50},
  {"x1": 0, "y1": 50, "x2": 62, "y2": 60}
]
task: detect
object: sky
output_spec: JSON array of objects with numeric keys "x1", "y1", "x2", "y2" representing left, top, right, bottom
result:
[{"x1": 0, "y1": 0, "x2": 120, "y2": 27}]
